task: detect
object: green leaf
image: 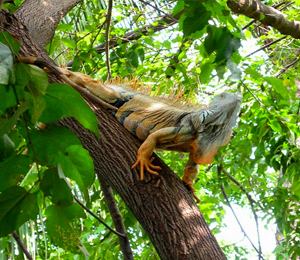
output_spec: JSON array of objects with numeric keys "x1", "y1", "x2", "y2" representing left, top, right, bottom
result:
[
  {"x1": 264, "y1": 77, "x2": 289, "y2": 103},
  {"x1": 245, "y1": 67, "x2": 262, "y2": 79},
  {"x1": 0, "y1": 186, "x2": 38, "y2": 237},
  {"x1": 26, "y1": 65, "x2": 49, "y2": 96},
  {"x1": 129, "y1": 52, "x2": 139, "y2": 68},
  {"x1": 172, "y1": 1, "x2": 184, "y2": 16},
  {"x1": 60, "y1": 202, "x2": 86, "y2": 220},
  {"x1": 57, "y1": 24, "x2": 74, "y2": 32},
  {"x1": 0, "y1": 31, "x2": 20, "y2": 54},
  {"x1": 40, "y1": 83, "x2": 99, "y2": 138},
  {"x1": 0, "y1": 155, "x2": 30, "y2": 192},
  {"x1": 137, "y1": 48, "x2": 145, "y2": 63},
  {"x1": 0, "y1": 85, "x2": 19, "y2": 115},
  {"x1": 268, "y1": 120, "x2": 282, "y2": 133},
  {"x1": 45, "y1": 204, "x2": 85, "y2": 253},
  {"x1": 61, "y1": 38, "x2": 76, "y2": 49},
  {"x1": 214, "y1": 28, "x2": 241, "y2": 64},
  {"x1": 0, "y1": 101, "x2": 30, "y2": 136},
  {"x1": 0, "y1": 134, "x2": 15, "y2": 161},
  {"x1": 28, "y1": 95, "x2": 47, "y2": 123},
  {"x1": 40, "y1": 168, "x2": 73, "y2": 206},
  {"x1": 15, "y1": 63, "x2": 30, "y2": 87},
  {"x1": 290, "y1": 180, "x2": 300, "y2": 194},
  {"x1": 61, "y1": 145, "x2": 95, "y2": 188},
  {"x1": 29, "y1": 126, "x2": 95, "y2": 195},
  {"x1": 200, "y1": 61, "x2": 214, "y2": 84},
  {"x1": 204, "y1": 26, "x2": 216, "y2": 55},
  {"x1": 0, "y1": 43, "x2": 14, "y2": 85},
  {"x1": 183, "y1": 3, "x2": 210, "y2": 37},
  {"x1": 204, "y1": 26, "x2": 240, "y2": 65}
]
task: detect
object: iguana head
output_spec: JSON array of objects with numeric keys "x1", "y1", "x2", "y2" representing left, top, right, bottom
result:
[
  {"x1": 192, "y1": 92, "x2": 242, "y2": 165},
  {"x1": 208, "y1": 92, "x2": 242, "y2": 128}
]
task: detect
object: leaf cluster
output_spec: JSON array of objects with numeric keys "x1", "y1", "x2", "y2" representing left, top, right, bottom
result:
[{"x1": 0, "y1": 32, "x2": 99, "y2": 257}]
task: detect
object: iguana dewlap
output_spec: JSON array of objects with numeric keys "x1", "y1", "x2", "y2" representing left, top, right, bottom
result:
[{"x1": 60, "y1": 68, "x2": 242, "y2": 201}]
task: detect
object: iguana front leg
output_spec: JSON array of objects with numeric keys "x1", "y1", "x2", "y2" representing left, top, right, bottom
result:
[
  {"x1": 132, "y1": 127, "x2": 179, "y2": 179},
  {"x1": 183, "y1": 155, "x2": 201, "y2": 202}
]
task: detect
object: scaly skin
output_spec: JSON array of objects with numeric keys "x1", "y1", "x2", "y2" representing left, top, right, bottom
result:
[{"x1": 59, "y1": 68, "x2": 242, "y2": 202}]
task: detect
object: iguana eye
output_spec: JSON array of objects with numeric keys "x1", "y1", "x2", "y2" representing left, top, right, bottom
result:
[{"x1": 219, "y1": 93, "x2": 225, "y2": 99}]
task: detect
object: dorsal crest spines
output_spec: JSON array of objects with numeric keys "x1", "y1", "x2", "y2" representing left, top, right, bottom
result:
[{"x1": 104, "y1": 76, "x2": 204, "y2": 110}]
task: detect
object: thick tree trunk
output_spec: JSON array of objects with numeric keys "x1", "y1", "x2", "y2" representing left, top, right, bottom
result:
[
  {"x1": 0, "y1": 9, "x2": 227, "y2": 260},
  {"x1": 15, "y1": 0, "x2": 82, "y2": 50}
]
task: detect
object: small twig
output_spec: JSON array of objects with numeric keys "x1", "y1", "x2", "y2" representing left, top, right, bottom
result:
[
  {"x1": 272, "y1": 1, "x2": 288, "y2": 9},
  {"x1": 105, "y1": 0, "x2": 113, "y2": 79},
  {"x1": 246, "y1": 36, "x2": 287, "y2": 57},
  {"x1": 138, "y1": 0, "x2": 176, "y2": 21},
  {"x1": 275, "y1": 56, "x2": 300, "y2": 77},
  {"x1": 166, "y1": 38, "x2": 192, "y2": 78},
  {"x1": 222, "y1": 168, "x2": 264, "y2": 210},
  {"x1": 74, "y1": 196, "x2": 127, "y2": 238},
  {"x1": 278, "y1": 1, "x2": 294, "y2": 11},
  {"x1": 241, "y1": 82, "x2": 265, "y2": 109},
  {"x1": 242, "y1": 20, "x2": 256, "y2": 30},
  {"x1": 12, "y1": 231, "x2": 33, "y2": 260},
  {"x1": 217, "y1": 165, "x2": 265, "y2": 260},
  {"x1": 95, "y1": 11, "x2": 181, "y2": 53}
]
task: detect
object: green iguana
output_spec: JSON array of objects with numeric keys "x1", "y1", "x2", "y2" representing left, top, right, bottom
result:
[
  {"x1": 58, "y1": 68, "x2": 242, "y2": 202},
  {"x1": 19, "y1": 56, "x2": 242, "y2": 202}
]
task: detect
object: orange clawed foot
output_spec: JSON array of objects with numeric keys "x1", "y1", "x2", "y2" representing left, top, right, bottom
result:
[
  {"x1": 182, "y1": 177, "x2": 201, "y2": 203},
  {"x1": 132, "y1": 156, "x2": 162, "y2": 180}
]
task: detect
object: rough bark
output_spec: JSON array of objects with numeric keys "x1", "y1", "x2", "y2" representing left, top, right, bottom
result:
[
  {"x1": 0, "y1": 9, "x2": 227, "y2": 260},
  {"x1": 15, "y1": 0, "x2": 82, "y2": 50},
  {"x1": 227, "y1": 0, "x2": 300, "y2": 39}
]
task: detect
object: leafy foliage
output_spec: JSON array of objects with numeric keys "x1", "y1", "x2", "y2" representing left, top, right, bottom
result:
[
  {"x1": 1, "y1": 0, "x2": 300, "y2": 259},
  {"x1": 0, "y1": 33, "x2": 98, "y2": 257}
]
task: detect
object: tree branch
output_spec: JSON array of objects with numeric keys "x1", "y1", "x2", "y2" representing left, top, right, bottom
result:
[
  {"x1": 275, "y1": 48, "x2": 300, "y2": 77},
  {"x1": 245, "y1": 35, "x2": 287, "y2": 57},
  {"x1": 95, "y1": 11, "x2": 182, "y2": 54},
  {"x1": 12, "y1": 231, "x2": 33, "y2": 260},
  {"x1": 221, "y1": 168, "x2": 263, "y2": 210},
  {"x1": 99, "y1": 180, "x2": 134, "y2": 260},
  {"x1": 227, "y1": 0, "x2": 300, "y2": 39}
]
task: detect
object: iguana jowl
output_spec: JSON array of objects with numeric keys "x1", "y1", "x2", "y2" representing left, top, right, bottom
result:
[{"x1": 58, "y1": 68, "x2": 242, "y2": 201}]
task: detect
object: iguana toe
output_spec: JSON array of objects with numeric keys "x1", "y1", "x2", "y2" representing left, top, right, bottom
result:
[{"x1": 132, "y1": 156, "x2": 161, "y2": 180}]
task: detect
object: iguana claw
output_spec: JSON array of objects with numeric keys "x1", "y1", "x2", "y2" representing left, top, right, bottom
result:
[
  {"x1": 132, "y1": 156, "x2": 161, "y2": 180},
  {"x1": 183, "y1": 169, "x2": 201, "y2": 203}
]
